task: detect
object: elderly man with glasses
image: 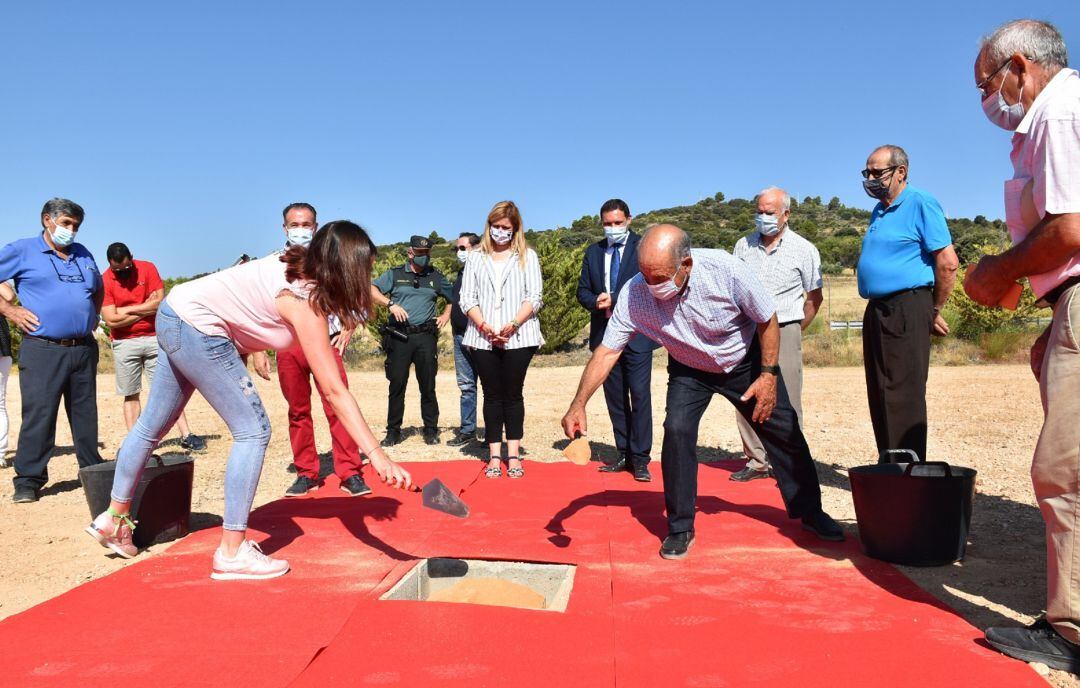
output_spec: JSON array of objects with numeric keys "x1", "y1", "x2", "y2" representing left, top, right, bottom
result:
[
  {"x1": 856, "y1": 146, "x2": 959, "y2": 464},
  {"x1": 0, "y1": 198, "x2": 106, "y2": 503}
]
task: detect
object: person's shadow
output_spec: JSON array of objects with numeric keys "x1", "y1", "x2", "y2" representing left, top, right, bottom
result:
[{"x1": 250, "y1": 496, "x2": 416, "y2": 561}]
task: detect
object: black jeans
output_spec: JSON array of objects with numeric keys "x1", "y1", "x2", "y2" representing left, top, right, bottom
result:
[
  {"x1": 470, "y1": 346, "x2": 538, "y2": 444},
  {"x1": 13, "y1": 336, "x2": 103, "y2": 491},
  {"x1": 862, "y1": 287, "x2": 932, "y2": 462},
  {"x1": 662, "y1": 346, "x2": 822, "y2": 534},
  {"x1": 384, "y1": 330, "x2": 439, "y2": 432},
  {"x1": 602, "y1": 346, "x2": 654, "y2": 466}
]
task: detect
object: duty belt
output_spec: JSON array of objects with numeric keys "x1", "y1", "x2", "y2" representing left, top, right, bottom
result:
[{"x1": 403, "y1": 321, "x2": 437, "y2": 334}]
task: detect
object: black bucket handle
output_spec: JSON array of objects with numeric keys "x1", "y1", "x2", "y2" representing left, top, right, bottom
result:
[
  {"x1": 904, "y1": 461, "x2": 954, "y2": 478},
  {"x1": 881, "y1": 449, "x2": 921, "y2": 464}
]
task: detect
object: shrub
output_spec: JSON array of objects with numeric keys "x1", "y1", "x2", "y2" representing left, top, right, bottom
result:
[
  {"x1": 948, "y1": 264, "x2": 1040, "y2": 341},
  {"x1": 534, "y1": 231, "x2": 590, "y2": 353}
]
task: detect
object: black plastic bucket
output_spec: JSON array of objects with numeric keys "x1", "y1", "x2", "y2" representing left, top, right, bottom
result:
[
  {"x1": 849, "y1": 450, "x2": 976, "y2": 566},
  {"x1": 79, "y1": 455, "x2": 194, "y2": 549}
]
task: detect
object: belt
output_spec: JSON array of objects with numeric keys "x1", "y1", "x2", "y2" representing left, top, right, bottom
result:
[
  {"x1": 869, "y1": 285, "x2": 931, "y2": 302},
  {"x1": 25, "y1": 334, "x2": 92, "y2": 347},
  {"x1": 404, "y1": 321, "x2": 436, "y2": 334},
  {"x1": 1042, "y1": 276, "x2": 1080, "y2": 306}
]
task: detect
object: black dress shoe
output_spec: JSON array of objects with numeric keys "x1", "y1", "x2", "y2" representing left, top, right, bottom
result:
[
  {"x1": 730, "y1": 466, "x2": 772, "y2": 482},
  {"x1": 422, "y1": 428, "x2": 440, "y2": 445},
  {"x1": 381, "y1": 430, "x2": 402, "y2": 447},
  {"x1": 632, "y1": 463, "x2": 652, "y2": 482},
  {"x1": 598, "y1": 456, "x2": 631, "y2": 474},
  {"x1": 12, "y1": 485, "x2": 40, "y2": 503},
  {"x1": 660, "y1": 531, "x2": 695, "y2": 560},
  {"x1": 340, "y1": 474, "x2": 373, "y2": 497},
  {"x1": 801, "y1": 510, "x2": 845, "y2": 541},
  {"x1": 987, "y1": 619, "x2": 1080, "y2": 672}
]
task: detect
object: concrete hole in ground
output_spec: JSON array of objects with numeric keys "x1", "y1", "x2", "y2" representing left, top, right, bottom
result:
[{"x1": 379, "y1": 558, "x2": 576, "y2": 612}]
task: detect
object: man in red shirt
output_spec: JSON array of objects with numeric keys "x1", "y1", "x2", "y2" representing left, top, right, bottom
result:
[{"x1": 100, "y1": 243, "x2": 205, "y2": 451}]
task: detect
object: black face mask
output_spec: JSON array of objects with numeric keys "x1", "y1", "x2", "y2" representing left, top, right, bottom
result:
[
  {"x1": 114, "y1": 267, "x2": 133, "y2": 280},
  {"x1": 862, "y1": 176, "x2": 893, "y2": 201}
]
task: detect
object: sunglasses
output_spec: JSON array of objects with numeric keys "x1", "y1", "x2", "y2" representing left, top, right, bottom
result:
[{"x1": 860, "y1": 165, "x2": 897, "y2": 180}]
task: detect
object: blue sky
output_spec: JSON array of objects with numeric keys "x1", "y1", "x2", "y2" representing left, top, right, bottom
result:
[{"x1": 2, "y1": 1, "x2": 1076, "y2": 277}]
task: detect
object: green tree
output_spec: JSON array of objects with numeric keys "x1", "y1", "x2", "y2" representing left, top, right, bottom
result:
[
  {"x1": 534, "y1": 231, "x2": 590, "y2": 353},
  {"x1": 828, "y1": 196, "x2": 841, "y2": 210}
]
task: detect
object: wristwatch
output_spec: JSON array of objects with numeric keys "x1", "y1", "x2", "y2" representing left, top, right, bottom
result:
[{"x1": 760, "y1": 364, "x2": 780, "y2": 375}]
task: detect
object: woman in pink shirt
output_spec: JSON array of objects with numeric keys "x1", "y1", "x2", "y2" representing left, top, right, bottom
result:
[{"x1": 85, "y1": 221, "x2": 412, "y2": 580}]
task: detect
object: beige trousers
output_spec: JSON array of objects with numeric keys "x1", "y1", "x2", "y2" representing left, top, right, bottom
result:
[
  {"x1": 737, "y1": 322, "x2": 803, "y2": 470},
  {"x1": 1034, "y1": 284, "x2": 1080, "y2": 643}
]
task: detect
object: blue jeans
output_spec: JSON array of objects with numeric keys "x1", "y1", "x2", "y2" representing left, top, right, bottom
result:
[
  {"x1": 110, "y1": 302, "x2": 271, "y2": 531},
  {"x1": 453, "y1": 334, "x2": 477, "y2": 434}
]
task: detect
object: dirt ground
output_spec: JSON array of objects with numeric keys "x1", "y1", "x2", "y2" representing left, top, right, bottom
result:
[{"x1": 0, "y1": 362, "x2": 1067, "y2": 685}]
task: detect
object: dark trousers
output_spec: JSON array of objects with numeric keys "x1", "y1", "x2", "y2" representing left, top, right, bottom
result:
[
  {"x1": 13, "y1": 337, "x2": 104, "y2": 490},
  {"x1": 862, "y1": 287, "x2": 932, "y2": 463},
  {"x1": 662, "y1": 348, "x2": 822, "y2": 534},
  {"x1": 384, "y1": 330, "x2": 439, "y2": 432},
  {"x1": 602, "y1": 346, "x2": 653, "y2": 466},
  {"x1": 471, "y1": 346, "x2": 538, "y2": 444}
]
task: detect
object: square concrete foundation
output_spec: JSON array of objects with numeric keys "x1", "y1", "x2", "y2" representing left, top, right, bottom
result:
[{"x1": 380, "y1": 558, "x2": 576, "y2": 613}]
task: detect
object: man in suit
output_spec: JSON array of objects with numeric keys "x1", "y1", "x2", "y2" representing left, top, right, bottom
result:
[{"x1": 576, "y1": 199, "x2": 657, "y2": 482}]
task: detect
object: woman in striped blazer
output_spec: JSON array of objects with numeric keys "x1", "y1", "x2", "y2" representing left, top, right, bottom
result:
[{"x1": 459, "y1": 201, "x2": 544, "y2": 479}]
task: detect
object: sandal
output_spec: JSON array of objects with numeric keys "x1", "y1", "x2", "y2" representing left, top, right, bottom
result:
[
  {"x1": 507, "y1": 457, "x2": 524, "y2": 479},
  {"x1": 485, "y1": 461, "x2": 502, "y2": 479}
]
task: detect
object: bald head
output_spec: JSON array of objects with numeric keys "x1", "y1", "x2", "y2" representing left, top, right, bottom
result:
[{"x1": 639, "y1": 224, "x2": 693, "y2": 287}]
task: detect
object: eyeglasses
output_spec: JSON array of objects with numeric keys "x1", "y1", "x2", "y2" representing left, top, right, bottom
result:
[
  {"x1": 860, "y1": 165, "x2": 897, "y2": 180},
  {"x1": 976, "y1": 58, "x2": 1011, "y2": 98}
]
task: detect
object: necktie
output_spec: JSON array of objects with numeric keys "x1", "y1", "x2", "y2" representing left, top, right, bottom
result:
[{"x1": 609, "y1": 243, "x2": 622, "y2": 293}]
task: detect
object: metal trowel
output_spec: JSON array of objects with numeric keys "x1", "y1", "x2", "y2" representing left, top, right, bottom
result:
[{"x1": 410, "y1": 478, "x2": 470, "y2": 518}]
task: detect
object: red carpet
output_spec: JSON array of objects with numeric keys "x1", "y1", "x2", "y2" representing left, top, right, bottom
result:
[{"x1": 0, "y1": 460, "x2": 1044, "y2": 687}]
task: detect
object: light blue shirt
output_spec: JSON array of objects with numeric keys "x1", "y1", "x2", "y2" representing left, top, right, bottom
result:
[{"x1": 856, "y1": 186, "x2": 952, "y2": 299}]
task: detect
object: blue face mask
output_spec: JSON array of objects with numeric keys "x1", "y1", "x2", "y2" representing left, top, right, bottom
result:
[
  {"x1": 982, "y1": 73, "x2": 1025, "y2": 131},
  {"x1": 287, "y1": 227, "x2": 313, "y2": 247},
  {"x1": 50, "y1": 224, "x2": 75, "y2": 247},
  {"x1": 755, "y1": 213, "x2": 781, "y2": 236}
]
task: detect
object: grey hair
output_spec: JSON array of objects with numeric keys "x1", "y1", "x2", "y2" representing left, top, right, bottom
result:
[
  {"x1": 982, "y1": 19, "x2": 1068, "y2": 71},
  {"x1": 758, "y1": 186, "x2": 791, "y2": 212},
  {"x1": 40, "y1": 198, "x2": 85, "y2": 227},
  {"x1": 874, "y1": 144, "x2": 909, "y2": 174},
  {"x1": 643, "y1": 223, "x2": 693, "y2": 263}
]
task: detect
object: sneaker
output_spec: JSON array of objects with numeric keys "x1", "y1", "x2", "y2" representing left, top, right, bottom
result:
[
  {"x1": 179, "y1": 434, "x2": 208, "y2": 453},
  {"x1": 446, "y1": 430, "x2": 476, "y2": 448},
  {"x1": 84, "y1": 509, "x2": 138, "y2": 558},
  {"x1": 381, "y1": 429, "x2": 402, "y2": 447},
  {"x1": 660, "y1": 531, "x2": 695, "y2": 560},
  {"x1": 340, "y1": 474, "x2": 372, "y2": 497},
  {"x1": 986, "y1": 619, "x2": 1080, "y2": 673},
  {"x1": 12, "y1": 485, "x2": 39, "y2": 503},
  {"x1": 730, "y1": 466, "x2": 772, "y2": 482},
  {"x1": 284, "y1": 475, "x2": 321, "y2": 497},
  {"x1": 210, "y1": 540, "x2": 289, "y2": 581}
]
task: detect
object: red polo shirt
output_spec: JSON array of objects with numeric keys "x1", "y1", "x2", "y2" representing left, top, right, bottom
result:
[{"x1": 102, "y1": 259, "x2": 165, "y2": 340}]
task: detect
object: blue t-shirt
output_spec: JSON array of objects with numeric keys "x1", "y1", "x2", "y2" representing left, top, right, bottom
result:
[
  {"x1": 856, "y1": 186, "x2": 952, "y2": 299},
  {"x1": 0, "y1": 234, "x2": 102, "y2": 339}
]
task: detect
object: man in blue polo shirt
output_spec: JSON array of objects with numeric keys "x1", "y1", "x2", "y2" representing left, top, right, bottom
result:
[
  {"x1": 857, "y1": 146, "x2": 959, "y2": 463},
  {"x1": 0, "y1": 198, "x2": 105, "y2": 503}
]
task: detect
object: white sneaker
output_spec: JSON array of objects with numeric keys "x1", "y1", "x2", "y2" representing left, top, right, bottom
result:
[
  {"x1": 85, "y1": 510, "x2": 138, "y2": 559},
  {"x1": 210, "y1": 540, "x2": 289, "y2": 581}
]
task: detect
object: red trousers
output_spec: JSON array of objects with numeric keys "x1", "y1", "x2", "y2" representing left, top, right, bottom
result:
[{"x1": 277, "y1": 345, "x2": 362, "y2": 480}]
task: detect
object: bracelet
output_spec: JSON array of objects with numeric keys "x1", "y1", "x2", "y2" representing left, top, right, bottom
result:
[{"x1": 510, "y1": 319, "x2": 520, "y2": 329}]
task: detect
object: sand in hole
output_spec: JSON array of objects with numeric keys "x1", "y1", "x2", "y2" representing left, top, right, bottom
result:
[{"x1": 428, "y1": 578, "x2": 546, "y2": 610}]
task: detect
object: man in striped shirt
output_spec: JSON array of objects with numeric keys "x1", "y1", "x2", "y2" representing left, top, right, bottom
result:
[
  {"x1": 730, "y1": 187, "x2": 823, "y2": 482},
  {"x1": 562, "y1": 224, "x2": 842, "y2": 560}
]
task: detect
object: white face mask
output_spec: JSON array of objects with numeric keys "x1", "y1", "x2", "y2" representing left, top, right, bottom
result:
[
  {"x1": 982, "y1": 78, "x2": 1025, "y2": 131},
  {"x1": 287, "y1": 227, "x2": 313, "y2": 247},
  {"x1": 646, "y1": 265, "x2": 685, "y2": 301},
  {"x1": 490, "y1": 227, "x2": 513, "y2": 246},
  {"x1": 457, "y1": 249, "x2": 469, "y2": 264},
  {"x1": 50, "y1": 223, "x2": 75, "y2": 247},
  {"x1": 604, "y1": 224, "x2": 629, "y2": 244},
  {"x1": 755, "y1": 213, "x2": 781, "y2": 236}
]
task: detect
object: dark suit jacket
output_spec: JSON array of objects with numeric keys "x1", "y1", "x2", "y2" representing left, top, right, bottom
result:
[{"x1": 576, "y1": 231, "x2": 657, "y2": 353}]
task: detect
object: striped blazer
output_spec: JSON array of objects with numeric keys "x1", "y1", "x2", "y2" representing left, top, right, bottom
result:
[{"x1": 459, "y1": 248, "x2": 544, "y2": 351}]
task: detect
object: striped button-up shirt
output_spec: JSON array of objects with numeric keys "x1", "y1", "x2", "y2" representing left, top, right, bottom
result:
[
  {"x1": 602, "y1": 249, "x2": 776, "y2": 374},
  {"x1": 459, "y1": 248, "x2": 545, "y2": 351},
  {"x1": 733, "y1": 229, "x2": 822, "y2": 324}
]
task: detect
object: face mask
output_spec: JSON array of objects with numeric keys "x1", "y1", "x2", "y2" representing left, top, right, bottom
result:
[
  {"x1": 287, "y1": 227, "x2": 313, "y2": 247},
  {"x1": 647, "y1": 266, "x2": 685, "y2": 301},
  {"x1": 604, "y1": 224, "x2": 629, "y2": 243},
  {"x1": 982, "y1": 79, "x2": 1025, "y2": 131},
  {"x1": 457, "y1": 249, "x2": 468, "y2": 264},
  {"x1": 114, "y1": 267, "x2": 133, "y2": 280},
  {"x1": 411, "y1": 254, "x2": 431, "y2": 268},
  {"x1": 862, "y1": 176, "x2": 893, "y2": 202},
  {"x1": 755, "y1": 213, "x2": 781, "y2": 236},
  {"x1": 490, "y1": 228, "x2": 513, "y2": 246},
  {"x1": 50, "y1": 223, "x2": 75, "y2": 247}
]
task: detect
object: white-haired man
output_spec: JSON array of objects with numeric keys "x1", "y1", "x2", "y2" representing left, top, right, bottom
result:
[
  {"x1": 730, "y1": 187, "x2": 823, "y2": 482},
  {"x1": 967, "y1": 19, "x2": 1080, "y2": 672}
]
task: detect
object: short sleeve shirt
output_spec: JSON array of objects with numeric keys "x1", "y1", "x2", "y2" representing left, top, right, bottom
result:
[
  {"x1": 374, "y1": 264, "x2": 453, "y2": 325},
  {"x1": 734, "y1": 229, "x2": 822, "y2": 323},
  {"x1": 102, "y1": 259, "x2": 164, "y2": 340},
  {"x1": 856, "y1": 186, "x2": 952, "y2": 299},
  {"x1": 0, "y1": 234, "x2": 102, "y2": 339}
]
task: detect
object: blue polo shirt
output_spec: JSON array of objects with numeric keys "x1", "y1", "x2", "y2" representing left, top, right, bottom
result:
[
  {"x1": 856, "y1": 186, "x2": 952, "y2": 299},
  {"x1": 0, "y1": 233, "x2": 103, "y2": 339}
]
